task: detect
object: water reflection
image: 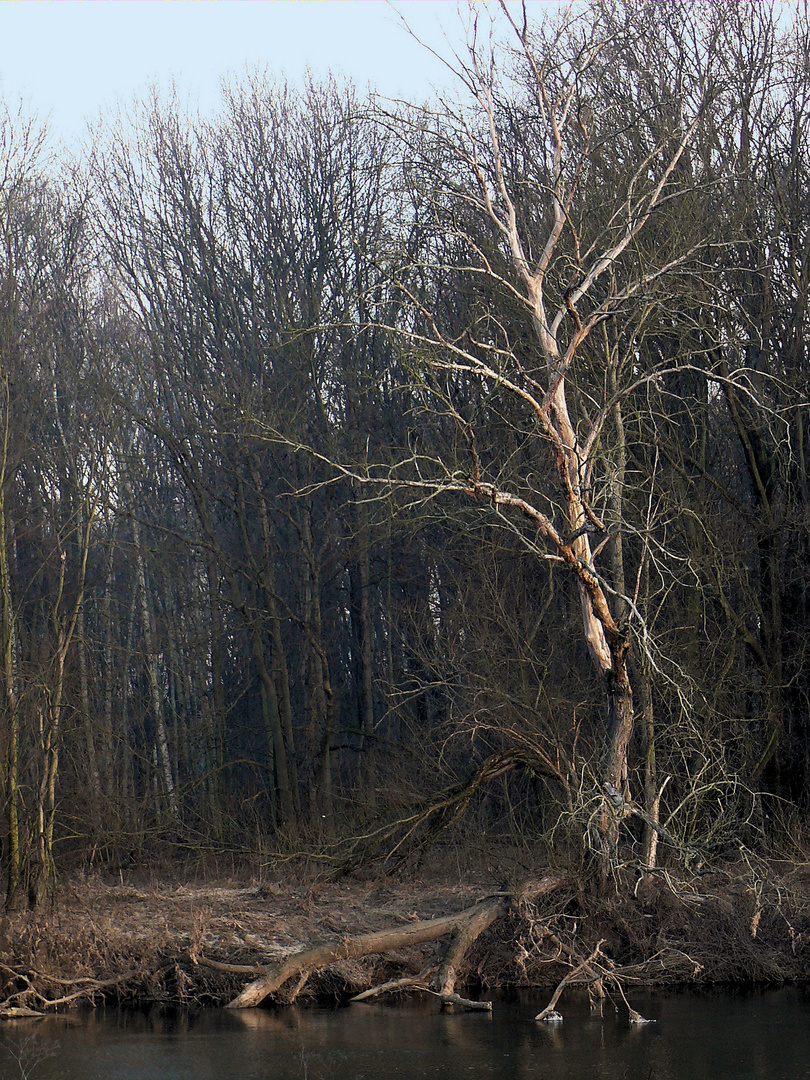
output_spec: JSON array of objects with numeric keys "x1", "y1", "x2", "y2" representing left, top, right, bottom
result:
[{"x1": 0, "y1": 988, "x2": 808, "y2": 1080}]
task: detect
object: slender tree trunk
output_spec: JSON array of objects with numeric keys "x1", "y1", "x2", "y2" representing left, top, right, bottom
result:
[
  {"x1": 30, "y1": 649, "x2": 65, "y2": 908},
  {"x1": 204, "y1": 554, "x2": 226, "y2": 837},
  {"x1": 300, "y1": 504, "x2": 334, "y2": 835},
  {"x1": 248, "y1": 461, "x2": 300, "y2": 817},
  {"x1": 247, "y1": 620, "x2": 293, "y2": 823},
  {"x1": 636, "y1": 656, "x2": 660, "y2": 871},
  {"x1": 132, "y1": 515, "x2": 177, "y2": 815},
  {"x1": 100, "y1": 519, "x2": 118, "y2": 805},
  {"x1": 355, "y1": 500, "x2": 376, "y2": 807},
  {"x1": 30, "y1": 491, "x2": 97, "y2": 907},
  {"x1": 77, "y1": 598, "x2": 101, "y2": 833},
  {"x1": 0, "y1": 466, "x2": 21, "y2": 910},
  {"x1": 118, "y1": 586, "x2": 139, "y2": 831}
]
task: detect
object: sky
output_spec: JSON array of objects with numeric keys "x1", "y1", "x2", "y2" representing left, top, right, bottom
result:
[{"x1": 0, "y1": 1, "x2": 516, "y2": 150}]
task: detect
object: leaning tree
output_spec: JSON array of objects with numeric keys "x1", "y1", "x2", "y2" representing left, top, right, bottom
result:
[{"x1": 301, "y1": 0, "x2": 737, "y2": 874}]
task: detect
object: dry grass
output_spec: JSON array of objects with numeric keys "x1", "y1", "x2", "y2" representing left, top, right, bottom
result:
[{"x1": 0, "y1": 855, "x2": 808, "y2": 1009}]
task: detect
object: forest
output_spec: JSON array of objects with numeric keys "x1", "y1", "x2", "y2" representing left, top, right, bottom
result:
[{"x1": 0, "y1": 0, "x2": 809, "y2": 935}]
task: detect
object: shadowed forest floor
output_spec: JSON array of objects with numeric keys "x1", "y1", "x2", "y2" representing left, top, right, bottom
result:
[{"x1": 1, "y1": 853, "x2": 810, "y2": 1011}]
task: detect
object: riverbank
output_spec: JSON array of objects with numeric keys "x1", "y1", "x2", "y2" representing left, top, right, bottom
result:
[{"x1": 0, "y1": 855, "x2": 808, "y2": 1011}]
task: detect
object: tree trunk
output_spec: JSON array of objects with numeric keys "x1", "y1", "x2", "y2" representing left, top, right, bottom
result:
[
  {"x1": 0, "y1": 372, "x2": 22, "y2": 910},
  {"x1": 300, "y1": 504, "x2": 335, "y2": 834},
  {"x1": 132, "y1": 515, "x2": 177, "y2": 815},
  {"x1": 226, "y1": 875, "x2": 567, "y2": 1009},
  {"x1": 248, "y1": 461, "x2": 300, "y2": 817},
  {"x1": 355, "y1": 504, "x2": 377, "y2": 806},
  {"x1": 248, "y1": 622, "x2": 293, "y2": 823},
  {"x1": 77, "y1": 598, "x2": 101, "y2": 834},
  {"x1": 204, "y1": 554, "x2": 226, "y2": 838},
  {"x1": 100, "y1": 520, "x2": 119, "y2": 806},
  {"x1": 636, "y1": 653, "x2": 660, "y2": 871}
]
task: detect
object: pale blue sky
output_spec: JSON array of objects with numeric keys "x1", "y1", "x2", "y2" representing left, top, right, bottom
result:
[{"x1": 0, "y1": 1, "x2": 525, "y2": 148}]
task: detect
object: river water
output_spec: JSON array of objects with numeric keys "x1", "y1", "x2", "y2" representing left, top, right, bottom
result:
[{"x1": 1, "y1": 987, "x2": 808, "y2": 1080}]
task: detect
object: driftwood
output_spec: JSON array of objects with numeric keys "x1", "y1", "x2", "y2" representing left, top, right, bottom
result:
[
  {"x1": 0, "y1": 1006, "x2": 44, "y2": 1020},
  {"x1": 0, "y1": 874, "x2": 575, "y2": 1012},
  {"x1": 534, "y1": 942, "x2": 604, "y2": 1020},
  {"x1": 532, "y1": 936, "x2": 654, "y2": 1024},
  {"x1": 349, "y1": 968, "x2": 432, "y2": 1001},
  {"x1": 349, "y1": 972, "x2": 492, "y2": 1011},
  {"x1": 226, "y1": 874, "x2": 567, "y2": 1009},
  {"x1": 430, "y1": 990, "x2": 493, "y2": 1010}
]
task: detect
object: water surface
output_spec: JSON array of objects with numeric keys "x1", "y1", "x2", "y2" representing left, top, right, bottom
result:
[{"x1": 1, "y1": 987, "x2": 808, "y2": 1080}]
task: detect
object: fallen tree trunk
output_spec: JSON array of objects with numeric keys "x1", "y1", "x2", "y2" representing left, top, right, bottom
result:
[
  {"x1": 430, "y1": 897, "x2": 503, "y2": 998},
  {"x1": 225, "y1": 909, "x2": 483, "y2": 1009},
  {"x1": 225, "y1": 874, "x2": 568, "y2": 1009}
]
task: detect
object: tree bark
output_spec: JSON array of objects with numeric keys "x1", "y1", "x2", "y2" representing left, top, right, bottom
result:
[
  {"x1": 132, "y1": 515, "x2": 177, "y2": 815},
  {"x1": 225, "y1": 874, "x2": 567, "y2": 1009},
  {"x1": 0, "y1": 422, "x2": 21, "y2": 909}
]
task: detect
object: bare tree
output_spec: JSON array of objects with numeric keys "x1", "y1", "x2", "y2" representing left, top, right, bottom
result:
[{"x1": 299, "y1": 0, "x2": 724, "y2": 872}]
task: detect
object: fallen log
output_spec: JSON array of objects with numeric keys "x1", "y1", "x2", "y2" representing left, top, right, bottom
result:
[
  {"x1": 226, "y1": 908, "x2": 481, "y2": 1009},
  {"x1": 0, "y1": 1006, "x2": 44, "y2": 1020},
  {"x1": 350, "y1": 970, "x2": 433, "y2": 1001},
  {"x1": 428, "y1": 989, "x2": 493, "y2": 1011},
  {"x1": 226, "y1": 874, "x2": 568, "y2": 1009}
]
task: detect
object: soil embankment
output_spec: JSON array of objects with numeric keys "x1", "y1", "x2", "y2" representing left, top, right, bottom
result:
[{"x1": 0, "y1": 858, "x2": 808, "y2": 1012}]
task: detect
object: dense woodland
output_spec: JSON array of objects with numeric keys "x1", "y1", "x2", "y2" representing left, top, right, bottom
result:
[{"x1": 0, "y1": 0, "x2": 809, "y2": 910}]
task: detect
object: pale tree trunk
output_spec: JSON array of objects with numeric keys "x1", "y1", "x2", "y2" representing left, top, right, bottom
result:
[
  {"x1": 544, "y1": 343, "x2": 635, "y2": 842},
  {"x1": 447, "y1": 29, "x2": 701, "y2": 872}
]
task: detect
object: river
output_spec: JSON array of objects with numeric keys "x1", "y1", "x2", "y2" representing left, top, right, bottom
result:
[{"x1": 1, "y1": 987, "x2": 808, "y2": 1080}]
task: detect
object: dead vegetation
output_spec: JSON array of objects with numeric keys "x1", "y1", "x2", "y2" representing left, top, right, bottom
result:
[{"x1": 0, "y1": 853, "x2": 808, "y2": 1017}]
